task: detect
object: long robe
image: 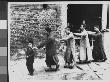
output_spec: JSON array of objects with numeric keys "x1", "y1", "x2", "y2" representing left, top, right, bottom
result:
[
  {"x1": 37, "y1": 37, "x2": 59, "y2": 67},
  {"x1": 74, "y1": 30, "x2": 92, "y2": 61},
  {"x1": 91, "y1": 32, "x2": 107, "y2": 61},
  {"x1": 81, "y1": 30, "x2": 92, "y2": 61},
  {"x1": 62, "y1": 32, "x2": 75, "y2": 64}
]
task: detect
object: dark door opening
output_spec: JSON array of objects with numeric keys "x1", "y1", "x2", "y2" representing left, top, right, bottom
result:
[{"x1": 67, "y1": 4, "x2": 102, "y2": 32}]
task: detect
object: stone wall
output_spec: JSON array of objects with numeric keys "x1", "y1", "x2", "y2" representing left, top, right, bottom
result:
[{"x1": 9, "y1": 4, "x2": 62, "y2": 56}]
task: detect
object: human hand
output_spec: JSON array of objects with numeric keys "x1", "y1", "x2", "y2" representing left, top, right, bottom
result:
[{"x1": 33, "y1": 47, "x2": 38, "y2": 50}]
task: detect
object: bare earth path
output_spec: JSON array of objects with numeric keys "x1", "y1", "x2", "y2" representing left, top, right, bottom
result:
[{"x1": 9, "y1": 55, "x2": 110, "y2": 81}]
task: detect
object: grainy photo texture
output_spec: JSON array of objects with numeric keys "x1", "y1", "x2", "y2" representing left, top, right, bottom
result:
[{"x1": 8, "y1": 2, "x2": 110, "y2": 81}]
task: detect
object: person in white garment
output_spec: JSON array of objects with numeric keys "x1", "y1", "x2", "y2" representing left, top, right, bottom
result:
[{"x1": 73, "y1": 24, "x2": 92, "y2": 63}]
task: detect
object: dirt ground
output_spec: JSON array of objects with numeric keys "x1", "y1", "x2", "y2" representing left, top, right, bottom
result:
[{"x1": 9, "y1": 55, "x2": 110, "y2": 81}]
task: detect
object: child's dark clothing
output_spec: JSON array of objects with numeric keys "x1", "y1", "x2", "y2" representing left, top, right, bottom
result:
[{"x1": 26, "y1": 47, "x2": 35, "y2": 75}]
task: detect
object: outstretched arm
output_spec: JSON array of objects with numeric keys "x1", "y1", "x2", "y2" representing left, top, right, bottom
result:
[
  {"x1": 87, "y1": 31, "x2": 96, "y2": 36},
  {"x1": 73, "y1": 32, "x2": 86, "y2": 37},
  {"x1": 88, "y1": 31, "x2": 99, "y2": 37},
  {"x1": 73, "y1": 33, "x2": 82, "y2": 37},
  {"x1": 61, "y1": 32, "x2": 74, "y2": 41}
]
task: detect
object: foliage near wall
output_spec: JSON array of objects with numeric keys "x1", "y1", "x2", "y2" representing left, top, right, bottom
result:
[{"x1": 10, "y1": 4, "x2": 62, "y2": 56}]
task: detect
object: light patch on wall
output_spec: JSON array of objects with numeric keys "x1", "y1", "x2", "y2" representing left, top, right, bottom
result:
[{"x1": 0, "y1": 20, "x2": 7, "y2": 29}]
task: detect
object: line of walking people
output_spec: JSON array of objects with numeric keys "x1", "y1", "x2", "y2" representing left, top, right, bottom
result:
[{"x1": 25, "y1": 24, "x2": 107, "y2": 76}]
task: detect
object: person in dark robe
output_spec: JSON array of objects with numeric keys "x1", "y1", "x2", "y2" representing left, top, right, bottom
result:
[
  {"x1": 37, "y1": 27, "x2": 59, "y2": 72},
  {"x1": 26, "y1": 39, "x2": 35, "y2": 76},
  {"x1": 89, "y1": 25, "x2": 107, "y2": 62},
  {"x1": 61, "y1": 27, "x2": 75, "y2": 69}
]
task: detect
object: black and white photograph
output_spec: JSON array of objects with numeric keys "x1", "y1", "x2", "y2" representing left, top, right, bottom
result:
[{"x1": 8, "y1": 1, "x2": 110, "y2": 81}]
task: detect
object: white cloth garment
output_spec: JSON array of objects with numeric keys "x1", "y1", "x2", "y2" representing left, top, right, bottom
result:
[{"x1": 79, "y1": 29, "x2": 92, "y2": 61}]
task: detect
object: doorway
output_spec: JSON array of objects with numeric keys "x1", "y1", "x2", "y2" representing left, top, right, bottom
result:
[{"x1": 67, "y1": 4, "x2": 102, "y2": 32}]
